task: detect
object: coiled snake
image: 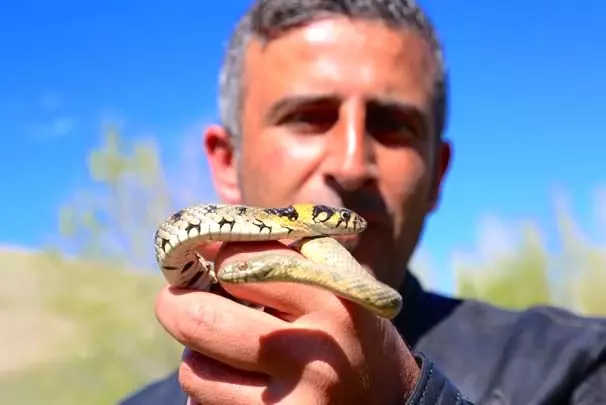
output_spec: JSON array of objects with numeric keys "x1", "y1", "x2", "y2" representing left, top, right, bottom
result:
[{"x1": 154, "y1": 203, "x2": 403, "y2": 319}]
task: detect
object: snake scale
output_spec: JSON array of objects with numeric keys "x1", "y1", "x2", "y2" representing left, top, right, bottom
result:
[{"x1": 154, "y1": 203, "x2": 403, "y2": 319}]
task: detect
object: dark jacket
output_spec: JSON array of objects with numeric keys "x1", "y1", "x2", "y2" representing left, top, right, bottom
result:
[{"x1": 119, "y1": 275, "x2": 606, "y2": 404}]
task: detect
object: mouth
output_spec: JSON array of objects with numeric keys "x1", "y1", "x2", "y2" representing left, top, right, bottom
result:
[
  {"x1": 351, "y1": 209, "x2": 386, "y2": 226},
  {"x1": 340, "y1": 189, "x2": 389, "y2": 219},
  {"x1": 342, "y1": 203, "x2": 391, "y2": 232}
]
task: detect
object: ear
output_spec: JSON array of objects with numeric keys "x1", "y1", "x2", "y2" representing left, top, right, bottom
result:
[
  {"x1": 203, "y1": 124, "x2": 242, "y2": 204},
  {"x1": 428, "y1": 139, "x2": 452, "y2": 213}
]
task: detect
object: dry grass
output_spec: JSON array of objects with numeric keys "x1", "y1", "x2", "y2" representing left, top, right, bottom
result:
[
  {"x1": 0, "y1": 248, "x2": 182, "y2": 405},
  {"x1": 0, "y1": 248, "x2": 77, "y2": 373}
]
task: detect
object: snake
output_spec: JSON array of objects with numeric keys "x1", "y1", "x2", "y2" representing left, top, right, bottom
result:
[{"x1": 154, "y1": 203, "x2": 403, "y2": 319}]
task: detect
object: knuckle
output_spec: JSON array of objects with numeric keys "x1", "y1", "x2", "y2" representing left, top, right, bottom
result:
[
  {"x1": 178, "y1": 297, "x2": 220, "y2": 346},
  {"x1": 179, "y1": 359, "x2": 199, "y2": 398},
  {"x1": 309, "y1": 357, "x2": 341, "y2": 380}
]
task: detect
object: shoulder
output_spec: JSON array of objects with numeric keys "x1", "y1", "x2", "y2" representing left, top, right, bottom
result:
[
  {"x1": 423, "y1": 296, "x2": 606, "y2": 351},
  {"x1": 471, "y1": 300, "x2": 606, "y2": 368},
  {"x1": 459, "y1": 299, "x2": 606, "y2": 352},
  {"x1": 417, "y1": 297, "x2": 606, "y2": 402},
  {"x1": 118, "y1": 371, "x2": 186, "y2": 405},
  {"x1": 454, "y1": 297, "x2": 605, "y2": 331}
]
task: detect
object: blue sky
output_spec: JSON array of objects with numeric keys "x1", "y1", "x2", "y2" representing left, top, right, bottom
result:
[{"x1": 1, "y1": 1, "x2": 604, "y2": 294}]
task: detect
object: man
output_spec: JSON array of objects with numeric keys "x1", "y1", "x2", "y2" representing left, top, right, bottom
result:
[{"x1": 121, "y1": 1, "x2": 606, "y2": 404}]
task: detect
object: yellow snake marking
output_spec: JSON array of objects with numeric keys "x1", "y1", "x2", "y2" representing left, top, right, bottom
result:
[{"x1": 154, "y1": 203, "x2": 403, "y2": 319}]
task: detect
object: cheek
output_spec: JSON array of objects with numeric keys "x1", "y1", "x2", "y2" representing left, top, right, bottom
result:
[
  {"x1": 378, "y1": 149, "x2": 430, "y2": 207},
  {"x1": 284, "y1": 137, "x2": 326, "y2": 163},
  {"x1": 241, "y1": 134, "x2": 325, "y2": 198},
  {"x1": 249, "y1": 134, "x2": 323, "y2": 167}
]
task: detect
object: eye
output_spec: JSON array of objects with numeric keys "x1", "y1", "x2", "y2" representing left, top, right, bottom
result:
[
  {"x1": 365, "y1": 103, "x2": 425, "y2": 145},
  {"x1": 368, "y1": 115, "x2": 417, "y2": 143},
  {"x1": 281, "y1": 107, "x2": 338, "y2": 134},
  {"x1": 287, "y1": 208, "x2": 298, "y2": 221},
  {"x1": 341, "y1": 211, "x2": 351, "y2": 221}
]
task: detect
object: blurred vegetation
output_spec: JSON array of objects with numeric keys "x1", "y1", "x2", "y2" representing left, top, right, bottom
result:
[
  {"x1": 1, "y1": 126, "x2": 604, "y2": 404},
  {"x1": 453, "y1": 201, "x2": 606, "y2": 316},
  {"x1": 0, "y1": 249, "x2": 182, "y2": 405},
  {"x1": 0, "y1": 126, "x2": 186, "y2": 404},
  {"x1": 54, "y1": 124, "x2": 177, "y2": 269}
]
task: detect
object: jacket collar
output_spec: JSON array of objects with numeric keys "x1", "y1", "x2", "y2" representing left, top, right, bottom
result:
[{"x1": 393, "y1": 272, "x2": 462, "y2": 347}]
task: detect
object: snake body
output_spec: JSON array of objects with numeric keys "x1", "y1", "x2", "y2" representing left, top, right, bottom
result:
[{"x1": 154, "y1": 203, "x2": 403, "y2": 319}]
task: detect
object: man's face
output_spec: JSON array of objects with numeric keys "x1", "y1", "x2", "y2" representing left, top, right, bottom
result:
[{"x1": 204, "y1": 17, "x2": 451, "y2": 287}]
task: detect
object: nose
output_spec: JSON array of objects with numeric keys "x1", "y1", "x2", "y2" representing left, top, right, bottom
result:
[{"x1": 323, "y1": 99, "x2": 377, "y2": 191}]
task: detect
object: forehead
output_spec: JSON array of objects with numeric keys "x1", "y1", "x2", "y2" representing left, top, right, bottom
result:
[{"x1": 242, "y1": 17, "x2": 437, "y2": 111}]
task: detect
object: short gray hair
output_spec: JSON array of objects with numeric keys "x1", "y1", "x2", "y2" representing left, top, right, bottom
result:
[{"x1": 218, "y1": 0, "x2": 448, "y2": 148}]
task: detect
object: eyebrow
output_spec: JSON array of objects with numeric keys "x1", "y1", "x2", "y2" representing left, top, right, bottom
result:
[
  {"x1": 263, "y1": 93, "x2": 428, "y2": 127},
  {"x1": 263, "y1": 93, "x2": 342, "y2": 124},
  {"x1": 367, "y1": 97, "x2": 427, "y2": 120},
  {"x1": 372, "y1": 97, "x2": 430, "y2": 137},
  {"x1": 367, "y1": 97, "x2": 423, "y2": 114}
]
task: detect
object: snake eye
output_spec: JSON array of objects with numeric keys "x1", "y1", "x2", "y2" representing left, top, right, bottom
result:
[
  {"x1": 341, "y1": 211, "x2": 351, "y2": 221},
  {"x1": 286, "y1": 207, "x2": 299, "y2": 221}
]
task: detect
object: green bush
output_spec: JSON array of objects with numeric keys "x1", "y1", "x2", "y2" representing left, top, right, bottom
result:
[{"x1": 454, "y1": 197, "x2": 606, "y2": 316}]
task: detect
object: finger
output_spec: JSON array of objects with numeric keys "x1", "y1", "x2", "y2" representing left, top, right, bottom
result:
[
  {"x1": 155, "y1": 285, "x2": 291, "y2": 375},
  {"x1": 180, "y1": 348, "x2": 267, "y2": 405},
  {"x1": 193, "y1": 240, "x2": 223, "y2": 261},
  {"x1": 215, "y1": 241, "x2": 348, "y2": 319}
]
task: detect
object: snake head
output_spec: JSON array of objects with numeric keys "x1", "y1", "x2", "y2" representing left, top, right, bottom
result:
[{"x1": 285, "y1": 203, "x2": 366, "y2": 234}]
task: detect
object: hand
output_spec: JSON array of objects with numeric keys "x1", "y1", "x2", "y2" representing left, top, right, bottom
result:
[{"x1": 155, "y1": 241, "x2": 421, "y2": 405}]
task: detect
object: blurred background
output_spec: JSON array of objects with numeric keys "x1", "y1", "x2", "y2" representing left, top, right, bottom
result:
[{"x1": 1, "y1": 1, "x2": 604, "y2": 404}]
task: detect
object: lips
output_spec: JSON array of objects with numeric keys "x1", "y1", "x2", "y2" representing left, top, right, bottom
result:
[{"x1": 340, "y1": 194, "x2": 391, "y2": 228}]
